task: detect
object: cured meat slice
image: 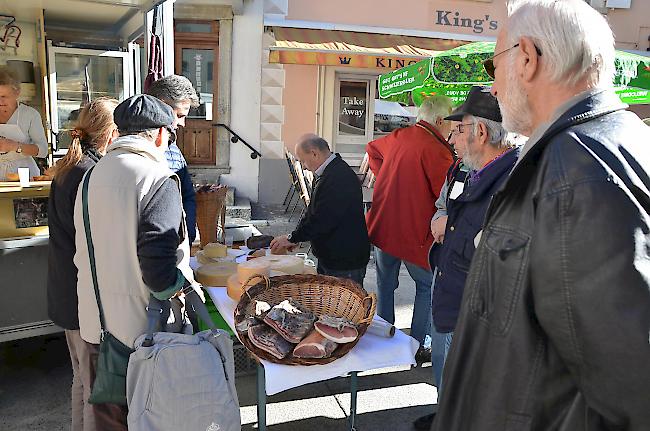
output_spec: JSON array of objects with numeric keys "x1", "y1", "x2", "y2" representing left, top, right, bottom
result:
[
  {"x1": 263, "y1": 299, "x2": 316, "y2": 343},
  {"x1": 293, "y1": 330, "x2": 338, "y2": 359},
  {"x1": 248, "y1": 324, "x2": 294, "y2": 359},
  {"x1": 235, "y1": 317, "x2": 261, "y2": 335},
  {"x1": 314, "y1": 315, "x2": 359, "y2": 343},
  {"x1": 246, "y1": 235, "x2": 274, "y2": 249}
]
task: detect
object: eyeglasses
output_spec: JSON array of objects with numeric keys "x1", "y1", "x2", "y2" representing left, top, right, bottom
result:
[
  {"x1": 483, "y1": 43, "x2": 542, "y2": 79},
  {"x1": 451, "y1": 122, "x2": 474, "y2": 135}
]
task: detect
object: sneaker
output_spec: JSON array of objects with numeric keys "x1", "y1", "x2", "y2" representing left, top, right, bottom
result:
[
  {"x1": 413, "y1": 413, "x2": 435, "y2": 430},
  {"x1": 415, "y1": 345, "x2": 432, "y2": 364}
]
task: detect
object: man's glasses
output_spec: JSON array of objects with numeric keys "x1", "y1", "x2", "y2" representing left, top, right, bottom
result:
[
  {"x1": 483, "y1": 43, "x2": 542, "y2": 79},
  {"x1": 451, "y1": 122, "x2": 474, "y2": 135}
]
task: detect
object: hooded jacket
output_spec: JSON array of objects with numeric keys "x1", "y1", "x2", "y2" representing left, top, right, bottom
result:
[{"x1": 74, "y1": 136, "x2": 199, "y2": 347}]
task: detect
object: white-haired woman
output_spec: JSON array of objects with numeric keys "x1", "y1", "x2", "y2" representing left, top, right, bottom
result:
[{"x1": 0, "y1": 66, "x2": 48, "y2": 180}]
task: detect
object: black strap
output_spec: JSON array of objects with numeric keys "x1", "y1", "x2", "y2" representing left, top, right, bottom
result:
[
  {"x1": 142, "y1": 289, "x2": 217, "y2": 347},
  {"x1": 576, "y1": 137, "x2": 650, "y2": 216},
  {"x1": 81, "y1": 167, "x2": 108, "y2": 333},
  {"x1": 416, "y1": 121, "x2": 456, "y2": 160}
]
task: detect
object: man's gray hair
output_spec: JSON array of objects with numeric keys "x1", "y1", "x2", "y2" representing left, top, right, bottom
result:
[
  {"x1": 506, "y1": 0, "x2": 615, "y2": 88},
  {"x1": 469, "y1": 116, "x2": 509, "y2": 149},
  {"x1": 299, "y1": 135, "x2": 331, "y2": 153},
  {"x1": 146, "y1": 75, "x2": 200, "y2": 109},
  {"x1": 417, "y1": 94, "x2": 454, "y2": 124},
  {"x1": 119, "y1": 128, "x2": 160, "y2": 141}
]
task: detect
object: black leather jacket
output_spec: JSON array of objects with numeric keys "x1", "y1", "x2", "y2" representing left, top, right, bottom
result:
[{"x1": 433, "y1": 90, "x2": 650, "y2": 431}]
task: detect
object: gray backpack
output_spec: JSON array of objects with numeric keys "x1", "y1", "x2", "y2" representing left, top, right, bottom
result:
[{"x1": 126, "y1": 291, "x2": 241, "y2": 431}]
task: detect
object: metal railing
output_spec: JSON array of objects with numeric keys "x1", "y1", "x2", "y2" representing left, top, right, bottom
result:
[{"x1": 214, "y1": 123, "x2": 262, "y2": 159}]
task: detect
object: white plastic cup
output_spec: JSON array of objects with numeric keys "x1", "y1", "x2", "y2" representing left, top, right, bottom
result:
[
  {"x1": 295, "y1": 252, "x2": 308, "y2": 261},
  {"x1": 225, "y1": 234, "x2": 234, "y2": 247},
  {"x1": 18, "y1": 168, "x2": 30, "y2": 187}
]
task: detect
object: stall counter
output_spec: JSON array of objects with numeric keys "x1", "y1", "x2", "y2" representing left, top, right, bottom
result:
[{"x1": 0, "y1": 181, "x2": 61, "y2": 342}]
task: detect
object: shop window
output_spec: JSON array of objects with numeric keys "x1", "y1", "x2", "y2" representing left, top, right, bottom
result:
[
  {"x1": 333, "y1": 74, "x2": 416, "y2": 166},
  {"x1": 372, "y1": 80, "x2": 417, "y2": 139},
  {"x1": 338, "y1": 81, "x2": 368, "y2": 136},
  {"x1": 181, "y1": 48, "x2": 214, "y2": 120},
  {"x1": 48, "y1": 45, "x2": 132, "y2": 156},
  {"x1": 174, "y1": 20, "x2": 219, "y2": 165},
  {"x1": 335, "y1": 76, "x2": 373, "y2": 166}
]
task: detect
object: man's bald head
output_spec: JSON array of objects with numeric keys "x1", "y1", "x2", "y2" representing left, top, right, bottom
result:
[
  {"x1": 296, "y1": 134, "x2": 331, "y2": 154},
  {"x1": 295, "y1": 134, "x2": 332, "y2": 172}
]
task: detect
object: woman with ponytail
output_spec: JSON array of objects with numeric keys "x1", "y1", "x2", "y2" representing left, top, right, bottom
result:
[{"x1": 46, "y1": 97, "x2": 126, "y2": 430}]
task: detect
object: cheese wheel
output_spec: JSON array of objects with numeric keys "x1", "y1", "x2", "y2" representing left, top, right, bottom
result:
[
  {"x1": 203, "y1": 242, "x2": 228, "y2": 258},
  {"x1": 246, "y1": 255, "x2": 304, "y2": 276},
  {"x1": 303, "y1": 263, "x2": 318, "y2": 275},
  {"x1": 237, "y1": 259, "x2": 271, "y2": 283},
  {"x1": 194, "y1": 261, "x2": 238, "y2": 287}
]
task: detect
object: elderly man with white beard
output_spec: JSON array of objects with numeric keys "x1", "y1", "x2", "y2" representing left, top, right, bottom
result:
[{"x1": 432, "y1": 1, "x2": 650, "y2": 430}]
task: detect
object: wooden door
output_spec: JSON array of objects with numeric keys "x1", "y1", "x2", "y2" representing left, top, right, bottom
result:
[{"x1": 174, "y1": 21, "x2": 219, "y2": 165}]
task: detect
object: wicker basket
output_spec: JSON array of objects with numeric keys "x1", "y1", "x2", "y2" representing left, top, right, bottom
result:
[
  {"x1": 234, "y1": 274, "x2": 377, "y2": 366},
  {"x1": 195, "y1": 186, "x2": 228, "y2": 248}
]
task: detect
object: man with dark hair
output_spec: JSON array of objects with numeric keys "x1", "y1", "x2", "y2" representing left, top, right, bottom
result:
[
  {"x1": 271, "y1": 134, "x2": 370, "y2": 285},
  {"x1": 146, "y1": 74, "x2": 199, "y2": 244}
]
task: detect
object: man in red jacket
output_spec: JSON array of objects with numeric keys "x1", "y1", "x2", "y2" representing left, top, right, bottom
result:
[{"x1": 366, "y1": 94, "x2": 454, "y2": 357}]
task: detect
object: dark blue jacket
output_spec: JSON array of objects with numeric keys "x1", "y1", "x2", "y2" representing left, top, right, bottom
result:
[
  {"x1": 429, "y1": 147, "x2": 518, "y2": 333},
  {"x1": 176, "y1": 166, "x2": 196, "y2": 244}
]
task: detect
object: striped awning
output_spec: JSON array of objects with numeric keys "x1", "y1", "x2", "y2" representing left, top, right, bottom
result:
[{"x1": 269, "y1": 27, "x2": 466, "y2": 69}]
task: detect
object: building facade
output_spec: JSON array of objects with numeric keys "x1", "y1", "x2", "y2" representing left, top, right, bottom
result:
[{"x1": 1, "y1": 0, "x2": 648, "y2": 204}]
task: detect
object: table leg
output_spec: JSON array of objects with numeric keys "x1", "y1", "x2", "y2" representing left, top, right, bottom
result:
[
  {"x1": 257, "y1": 364, "x2": 266, "y2": 431},
  {"x1": 349, "y1": 371, "x2": 358, "y2": 431}
]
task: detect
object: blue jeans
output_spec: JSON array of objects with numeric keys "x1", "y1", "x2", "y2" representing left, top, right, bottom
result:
[
  {"x1": 431, "y1": 326, "x2": 453, "y2": 398},
  {"x1": 375, "y1": 248, "x2": 432, "y2": 345},
  {"x1": 317, "y1": 262, "x2": 367, "y2": 287}
]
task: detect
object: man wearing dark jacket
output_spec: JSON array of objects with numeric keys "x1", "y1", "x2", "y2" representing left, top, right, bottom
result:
[
  {"x1": 271, "y1": 134, "x2": 370, "y2": 285},
  {"x1": 433, "y1": 1, "x2": 650, "y2": 430},
  {"x1": 146, "y1": 75, "x2": 198, "y2": 244},
  {"x1": 414, "y1": 87, "x2": 519, "y2": 431}
]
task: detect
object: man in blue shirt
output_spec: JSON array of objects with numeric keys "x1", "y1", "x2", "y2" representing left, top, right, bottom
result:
[{"x1": 146, "y1": 75, "x2": 198, "y2": 244}]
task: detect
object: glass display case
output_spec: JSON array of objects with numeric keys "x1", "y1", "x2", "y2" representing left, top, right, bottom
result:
[{"x1": 48, "y1": 44, "x2": 133, "y2": 155}]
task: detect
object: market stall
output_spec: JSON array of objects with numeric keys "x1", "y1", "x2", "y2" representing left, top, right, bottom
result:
[{"x1": 0, "y1": 180, "x2": 56, "y2": 342}]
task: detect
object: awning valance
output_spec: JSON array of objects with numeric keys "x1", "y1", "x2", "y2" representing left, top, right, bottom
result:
[{"x1": 269, "y1": 27, "x2": 466, "y2": 69}]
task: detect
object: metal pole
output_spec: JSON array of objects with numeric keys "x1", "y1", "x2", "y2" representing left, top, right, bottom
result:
[
  {"x1": 257, "y1": 364, "x2": 266, "y2": 431},
  {"x1": 349, "y1": 371, "x2": 358, "y2": 431},
  {"x1": 284, "y1": 188, "x2": 297, "y2": 212}
]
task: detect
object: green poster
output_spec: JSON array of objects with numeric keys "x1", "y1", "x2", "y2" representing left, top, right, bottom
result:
[{"x1": 378, "y1": 58, "x2": 431, "y2": 99}]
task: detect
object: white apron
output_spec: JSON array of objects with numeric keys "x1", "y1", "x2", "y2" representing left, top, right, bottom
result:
[{"x1": 0, "y1": 121, "x2": 40, "y2": 181}]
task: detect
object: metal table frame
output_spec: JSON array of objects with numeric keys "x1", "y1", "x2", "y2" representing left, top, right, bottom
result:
[{"x1": 256, "y1": 365, "x2": 359, "y2": 431}]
